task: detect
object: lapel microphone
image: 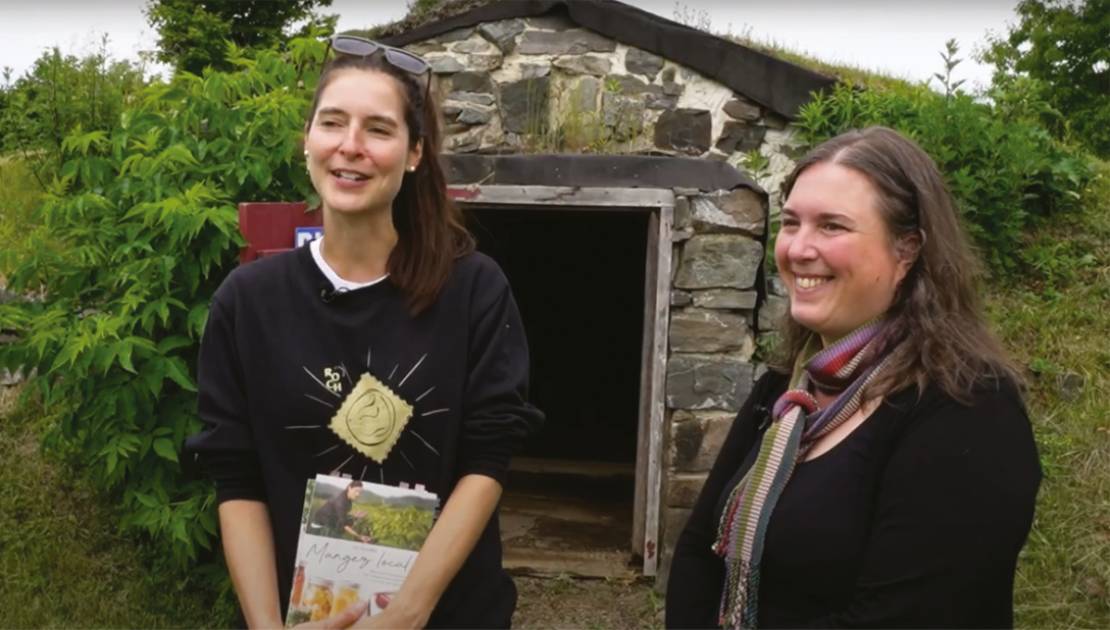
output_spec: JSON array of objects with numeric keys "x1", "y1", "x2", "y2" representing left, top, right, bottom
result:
[{"x1": 319, "y1": 282, "x2": 348, "y2": 304}]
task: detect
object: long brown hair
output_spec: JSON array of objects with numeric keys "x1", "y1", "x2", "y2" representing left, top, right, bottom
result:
[
  {"x1": 306, "y1": 52, "x2": 475, "y2": 315},
  {"x1": 770, "y1": 126, "x2": 1020, "y2": 403}
]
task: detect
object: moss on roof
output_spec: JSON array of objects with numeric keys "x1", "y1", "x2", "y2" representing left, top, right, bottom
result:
[
  {"x1": 722, "y1": 35, "x2": 917, "y2": 91},
  {"x1": 349, "y1": 0, "x2": 915, "y2": 91},
  {"x1": 350, "y1": 0, "x2": 492, "y2": 40}
]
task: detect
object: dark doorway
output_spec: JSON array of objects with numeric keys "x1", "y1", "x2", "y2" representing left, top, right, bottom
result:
[
  {"x1": 465, "y1": 206, "x2": 649, "y2": 576},
  {"x1": 467, "y1": 207, "x2": 648, "y2": 464}
]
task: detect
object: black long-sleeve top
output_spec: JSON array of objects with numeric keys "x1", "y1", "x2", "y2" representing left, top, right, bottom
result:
[
  {"x1": 665, "y1": 370, "x2": 1041, "y2": 629},
  {"x1": 185, "y1": 245, "x2": 544, "y2": 629}
]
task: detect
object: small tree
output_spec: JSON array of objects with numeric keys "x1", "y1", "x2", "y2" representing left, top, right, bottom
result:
[
  {"x1": 979, "y1": 0, "x2": 1110, "y2": 158},
  {"x1": 145, "y1": 0, "x2": 336, "y2": 76},
  {"x1": 0, "y1": 36, "x2": 148, "y2": 180}
]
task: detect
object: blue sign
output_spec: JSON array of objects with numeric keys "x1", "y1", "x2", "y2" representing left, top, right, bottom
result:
[{"x1": 295, "y1": 226, "x2": 324, "y2": 247}]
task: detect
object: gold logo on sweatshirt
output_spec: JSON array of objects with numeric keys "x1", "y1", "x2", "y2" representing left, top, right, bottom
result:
[{"x1": 329, "y1": 373, "x2": 413, "y2": 463}]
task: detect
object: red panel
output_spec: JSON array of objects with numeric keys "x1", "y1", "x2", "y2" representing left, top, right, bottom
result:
[
  {"x1": 237, "y1": 202, "x2": 322, "y2": 265},
  {"x1": 447, "y1": 185, "x2": 480, "y2": 200}
]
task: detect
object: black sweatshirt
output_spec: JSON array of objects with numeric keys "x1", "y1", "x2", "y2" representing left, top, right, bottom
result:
[
  {"x1": 185, "y1": 245, "x2": 544, "y2": 629},
  {"x1": 665, "y1": 370, "x2": 1041, "y2": 629}
]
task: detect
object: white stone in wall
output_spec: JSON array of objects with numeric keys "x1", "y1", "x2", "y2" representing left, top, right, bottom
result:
[
  {"x1": 758, "y1": 151, "x2": 797, "y2": 214},
  {"x1": 762, "y1": 126, "x2": 803, "y2": 152},
  {"x1": 613, "y1": 44, "x2": 631, "y2": 74}
]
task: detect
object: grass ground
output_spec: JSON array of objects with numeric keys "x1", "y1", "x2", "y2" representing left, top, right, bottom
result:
[
  {"x1": 512, "y1": 575, "x2": 662, "y2": 630},
  {"x1": 0, "y1": 156, "x2": 44, "y2": 279},
  {"x1": 0, "y1": 386, "x2": 228, "y2": 629},
  {"x1": 988, "y1": 164, "x2": 1110, "y2": 629}
]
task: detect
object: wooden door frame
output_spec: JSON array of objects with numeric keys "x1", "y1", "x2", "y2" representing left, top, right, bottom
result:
[{"x1": 448, "y1": 184, "x2": 673, "y2": 576}]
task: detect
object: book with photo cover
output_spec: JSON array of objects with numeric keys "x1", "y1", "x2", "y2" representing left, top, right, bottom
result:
[{"x1": 284, "y1": 473, "x2": 439, "y2": 627}]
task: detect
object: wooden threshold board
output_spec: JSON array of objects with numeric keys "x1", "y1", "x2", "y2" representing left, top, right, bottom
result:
[{"x1": 502, "y1": 547, "x2": 639, "y2": 580}]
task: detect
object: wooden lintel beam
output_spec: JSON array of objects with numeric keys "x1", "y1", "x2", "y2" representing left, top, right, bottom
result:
[{"x1": 448, "y1": 185, "x2": 676, "y2": 209}]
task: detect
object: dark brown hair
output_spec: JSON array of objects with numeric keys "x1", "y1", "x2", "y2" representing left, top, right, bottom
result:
[
  {"x1": 306, "y1": 51, "x2": 475, "y2": 315},
  {"x1": 771, "y1": 126, "x2": 1021, "y2": 403}
]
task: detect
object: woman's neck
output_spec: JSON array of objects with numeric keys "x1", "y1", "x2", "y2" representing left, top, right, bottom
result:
[{"x1": 320, "y1": 206, "x2": 398, "y2": 283}]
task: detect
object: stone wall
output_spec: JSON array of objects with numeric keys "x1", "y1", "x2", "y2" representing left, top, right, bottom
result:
[
  {"x1": 402, "y1": 15, "x2": 802, "y2": 586},
  {"x1": 405, "y1": 14, "x2": 804, "y2": 192},
  {"x1": 659, "y1": 186, "x2": 766, "y2": 590}
]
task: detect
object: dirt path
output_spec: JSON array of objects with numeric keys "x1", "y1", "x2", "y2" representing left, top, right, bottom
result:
[{"x1": 511, "y1": 575, "x2": 663, "y2": 629}]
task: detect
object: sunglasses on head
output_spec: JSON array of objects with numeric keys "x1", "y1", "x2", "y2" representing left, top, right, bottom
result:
[{"x1": 324, "y1": 35, "x2": 432, "y2": 95}]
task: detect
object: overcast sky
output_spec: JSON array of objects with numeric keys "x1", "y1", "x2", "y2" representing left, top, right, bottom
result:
[{"x1": 0, "y1": 0, "x2": 1019, "y2": 92}]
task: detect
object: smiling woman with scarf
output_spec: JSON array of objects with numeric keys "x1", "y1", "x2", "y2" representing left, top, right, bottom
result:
[{"x1": 664, "y1": 127, "x2": 1041, "y2": 630}]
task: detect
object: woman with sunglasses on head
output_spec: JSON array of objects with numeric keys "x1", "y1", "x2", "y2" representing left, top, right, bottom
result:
[
  {"x1": 664, "y1": 127, "x2": 1041, "y2": 629},
  {"x1": 187, "y1": 37, "x2": 544, "y2": 630}
]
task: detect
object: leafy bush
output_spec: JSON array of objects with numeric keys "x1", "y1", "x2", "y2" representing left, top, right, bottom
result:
[
  {"x1": 0, "y1": 37, "x2": 149, "y2": 176},
  {"x1": 978, "y1": 0, "x2": 1110, "y2": 159},
  {"x1": 794, "y1": 56, "x2": 1095, "y2": 274},
  {"x1": 0, "y1": 35, "x2": 326, "y2": 573}
]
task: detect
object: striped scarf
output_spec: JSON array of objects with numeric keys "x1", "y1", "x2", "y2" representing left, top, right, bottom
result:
[{"x1": 711, "y1": 319, "x2": 894, "y2": 629}]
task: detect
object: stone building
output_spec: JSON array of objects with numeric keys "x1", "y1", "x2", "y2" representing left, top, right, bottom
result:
[{"x1": 373, "y1": 0, "x2": 834, "y2": 589}]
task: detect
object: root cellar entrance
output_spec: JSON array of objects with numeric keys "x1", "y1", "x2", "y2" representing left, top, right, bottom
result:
[{"x1": 467, "y1": 206, "x2": 650, "y2": 578}]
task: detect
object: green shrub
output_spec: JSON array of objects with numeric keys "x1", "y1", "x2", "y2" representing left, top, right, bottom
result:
[
  {"x1": 794, "y1": 76, "x2": 1095, "y2": 274},
  {"x1": 0, "y1": 37, "x2": 148, "y2": 179},
  {"x1": 0, "y1": 35, "x2": 326, "y2": 574},
  {"x1": 978, "y1": 0, "x2": 1110, "y2": 159}
]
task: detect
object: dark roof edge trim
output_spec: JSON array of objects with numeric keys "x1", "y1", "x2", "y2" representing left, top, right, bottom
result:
[
  {"x1": 441, "y1": 153, "x2": 765, "y2": 195},
  {"x1": 379, "y1": 0, "x2": 836, "y2": 119}
]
